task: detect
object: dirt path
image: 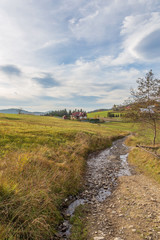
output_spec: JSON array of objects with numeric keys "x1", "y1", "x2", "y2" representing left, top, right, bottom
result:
[
  {"x1": 59, "y1": 138, "x2": 160, "y2": 240},
  {"x1": 87, "y1": 174, "x2": 160, "y2": 240}
]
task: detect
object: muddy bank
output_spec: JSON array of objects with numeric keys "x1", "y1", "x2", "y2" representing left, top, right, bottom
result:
[{"x1": 58, "y1": 137, "x2": 133, "y2": 239}]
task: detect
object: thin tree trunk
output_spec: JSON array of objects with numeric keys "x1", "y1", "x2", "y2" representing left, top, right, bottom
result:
[{"x1": 153, "y1": 119, "x2": 157, "y2": 145}]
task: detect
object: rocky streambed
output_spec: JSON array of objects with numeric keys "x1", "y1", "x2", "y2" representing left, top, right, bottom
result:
[{"x1": 58, "y1": 137, "x2": 132, "y2": 239}]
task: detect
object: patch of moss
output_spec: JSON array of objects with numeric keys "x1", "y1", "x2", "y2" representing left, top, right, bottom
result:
[{"x1": 70, "y1": 205, "x2": 89, "y2": 240}]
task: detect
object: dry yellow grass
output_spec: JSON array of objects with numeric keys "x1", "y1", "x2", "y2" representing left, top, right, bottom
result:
[
  {"x1": 0, "y1": 114, "x2": 129, "y2": 239},
  {"x1": 126, "y1": 129, "x2": 160, "y2": 184}
]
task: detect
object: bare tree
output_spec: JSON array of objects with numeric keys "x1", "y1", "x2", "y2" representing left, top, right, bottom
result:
[
  {"x1": 124, "y1": 70, "x2": 160, "y2": 145},
  {"x1": 17, "y1": 108, "x2": 23, "y2": 114}
]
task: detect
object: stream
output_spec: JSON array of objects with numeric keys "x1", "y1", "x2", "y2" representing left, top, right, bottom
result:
[{"x1": 58, "y1": 137, "x2": 131, "y2": 239}]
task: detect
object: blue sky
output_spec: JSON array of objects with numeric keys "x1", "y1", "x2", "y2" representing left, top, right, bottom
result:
[{"x1": 0, "y1": 0, "x2": 160, "y2": 111}]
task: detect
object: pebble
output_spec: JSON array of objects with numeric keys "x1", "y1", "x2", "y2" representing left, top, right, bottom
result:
[
  {"x1": 118, "y1": 214, "x2": 124, "y2": 217},
  {"x1": 151, "y1": 197, "x2": 156, "y2": 202},
  {"x1": 93, "y1": 237, "x2": 104, "y2": 240},
  {"x1": 128, "y1": 225, "x2": 134, "y2": 229},
  {"x1": 114, "y1": 238, "x2": 124, "y2": 240}
]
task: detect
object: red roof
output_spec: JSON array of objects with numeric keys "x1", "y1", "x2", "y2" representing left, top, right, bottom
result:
[{"x1": 71, "y1": 112, "x2": 86, "y2": 117}]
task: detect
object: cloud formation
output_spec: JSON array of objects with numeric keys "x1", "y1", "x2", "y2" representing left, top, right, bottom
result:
[
  {"x1": 32, "y1": 73, "x2": 60, "y2": 88},
  {"x1": 136, "y1": 29, "x2": 160, "y2": 59},
  {"x1": 0, "y1": 65, "x2": 21, "y2": 76},
  {"x1": 0, "y1": 0, "x2": 159, "y2": 111}
]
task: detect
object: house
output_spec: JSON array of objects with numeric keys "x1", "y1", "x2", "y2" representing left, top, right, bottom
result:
[
  {"x1": 63, "y1": 115, "x2": 68, "y2": 119},
  {"x1": 70, "y1": 112, "x2": 87, "y2": 120}
]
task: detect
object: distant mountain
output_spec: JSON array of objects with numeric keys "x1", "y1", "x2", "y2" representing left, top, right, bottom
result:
[
  {"x1": 0, "y1": 108, "x2": 45, "y2": 115},
  {"x1": 87, "y1": 108, "x2": 111, "y2": 113},
  {"x1": 0, "y1": 108, "x2": 113, "y2": 116}
]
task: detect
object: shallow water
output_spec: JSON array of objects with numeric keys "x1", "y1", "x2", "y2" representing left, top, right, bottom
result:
[
  {"x1": 58, "y1": 137, "x2": 131, "y2": 239},
  {"x1": 65, "y1": 199, "x2": 86, "y2": 216},
  {"x1": 118, "y1": 153, "x2": 131, "y2": 177}
]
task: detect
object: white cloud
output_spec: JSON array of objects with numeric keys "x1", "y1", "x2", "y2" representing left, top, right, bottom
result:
[
  {"x1": 68, "y1": 1, "x2": 120, "y2": 43},
  {"x1": 0, "y1": 58, "x2": 141, "y2": 110},
  {"x1": 0, "y1": 0, "x2": 159, "y2": 111},
  {"x1": 113, "y1": 12, "x2": 160, "y2": 64}
]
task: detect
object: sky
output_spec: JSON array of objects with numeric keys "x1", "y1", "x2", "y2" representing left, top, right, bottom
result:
[{"x1": 0, "y1": 0, "x2": 160, "y2": 112}]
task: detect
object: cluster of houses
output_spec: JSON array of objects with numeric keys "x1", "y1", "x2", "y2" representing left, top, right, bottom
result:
[{"x1": 63, "y1": 111, "x2": 87, "y2": 120}]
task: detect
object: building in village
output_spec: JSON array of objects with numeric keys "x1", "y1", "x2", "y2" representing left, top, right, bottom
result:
[
  {"x1": 70, "y1": 111, "x2": 87, "y2": 120},
  {"x1": 62, "y1": 115, "x2": 68, "y2": 119}
]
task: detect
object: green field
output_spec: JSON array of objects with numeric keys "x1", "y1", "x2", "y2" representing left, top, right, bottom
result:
[
  {"x1": 0, "y1": 113, "x2": 159, "y2": 239},
  {"x1": 87, "y1": 110, "x2": 122, "y2": 118}
]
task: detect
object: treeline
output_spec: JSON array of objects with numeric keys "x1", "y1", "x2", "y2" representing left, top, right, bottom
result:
[
  {"x1": 45, "y1": 109, "x2": 86, "y2": 117},
  {"x1": 108, "y1": 112, "x2": 123, "y2": 117}
]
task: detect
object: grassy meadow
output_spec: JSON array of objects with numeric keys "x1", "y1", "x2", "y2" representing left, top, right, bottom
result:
[
  {"x1": 126, "y1": 124, "x2": 160, "y2": 184},
  {"x1": 0, "y1": 113, "x2": 130, "y2": 240},
  {"x1": 0, "y1": 113, "x2": 159, "y2": 239},
  {"x1": 87, "y1": 110, "x2": 110, "y2": 118},
  {"x1": 87, "y1": 110, "x2": 122, "y2": 118}
]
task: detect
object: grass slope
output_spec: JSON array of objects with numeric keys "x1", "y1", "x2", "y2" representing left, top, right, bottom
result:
[
  {"x1": 87, "y1": 110, "x2": 122, "y2": 118},
  {"x1": 126, "y1": 124, "x2": 160, "y2": 184},
  {"x1": 87, "y1": 110, "x2": 110, "y2": 118},
  {"x1": 0, "y1": 114, "x2": 130, "y2": 240}
]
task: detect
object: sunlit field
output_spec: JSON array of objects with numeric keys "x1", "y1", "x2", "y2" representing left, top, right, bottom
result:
[
  {"x1": 0, "y1": 113, "x2": 159, "y2": 239},
  {"x1": 87, "y1": 110, "x2": 110, "y2": 118},
  {"x1": 126, "y1": 122, "x2": 160, "y2": 184},
  {"x1": 0, "y1": 114, "x2": 129, "y2": 240},
  {"x1": 87, "y1": 110, "x2": 122, "y2": 118}
]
